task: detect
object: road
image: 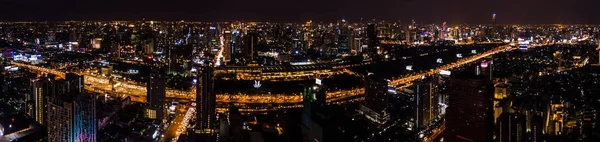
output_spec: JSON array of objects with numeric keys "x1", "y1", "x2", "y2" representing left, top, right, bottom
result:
[
  {"x1": 12, "y1": 45, "x2": 511, "y2": 106},
  {"x1": 160, "y1": 105, "x2": 189, "y2": 142}
]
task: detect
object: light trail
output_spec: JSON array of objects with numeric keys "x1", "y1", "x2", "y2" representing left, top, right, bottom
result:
[{"x1": 12, "y1": 45, "x2": 510, "y2": 106}]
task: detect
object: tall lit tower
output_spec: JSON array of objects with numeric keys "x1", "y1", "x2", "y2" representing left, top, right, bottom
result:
[
  {"x1": 147, "y1": 67, "x2": 166, "y2": 122},
  {"x1": 46, "y1": 73, "x2": 96, "y2": 142},
  {"x1": 492, "y1": 13, "x2": 497, "y2": 26},
  {"x1": 196, "y1": 64, "x2": 216, "y2": 133},
  {"x1": 223, "y1": 30, "x2": 232, "y2": 63},
  {"x1": 305, "y1": 21, "x2": 312, "y2": 48}
]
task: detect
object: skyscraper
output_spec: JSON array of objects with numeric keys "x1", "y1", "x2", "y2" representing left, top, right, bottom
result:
[
  {"x1": 415, "y1": 79, "x2": 440, "y2": 130},
  {"x1": 367, "y1": 23, "x2": 379, "y2": 55},
  {"x1": 28, "y1": 78, "x2": 48, "y2": 125},
  {"x1": 445, "y1": 73, "x2": 494, "y2": 142},
  {"x1": 196, "y1": 65, "x2": 216, "y2": 133},
  {"x1": 359, "y1": 73, "x2": 390, "y2": 124},
  {"x1": 496, "y1": 113, "x2": 526, "y2": 142},
  {"x1": 223, "y1": 30, "x2": 232, "y2": 63},
  {"x1": 147, "y1": 67, "x2": 166, "y2": 122},
  {"x1": 301, "y1": 79, "x2": 328, "y2": 142},
  {"x1": 244, "y1": 31, "x2": 258, "y2": 61},
  {"x1": 46, "y1": 73, "x2": 96, "y2": 142}
]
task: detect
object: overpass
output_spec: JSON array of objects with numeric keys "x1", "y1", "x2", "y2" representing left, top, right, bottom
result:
[{"x1": 11, "y1": 45, "x2": 511, "y2": 106}]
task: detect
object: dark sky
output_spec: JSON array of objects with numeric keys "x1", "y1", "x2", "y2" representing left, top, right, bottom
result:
[{"x1": 1, "y1": 0, "x2": 599, "y2": 24}]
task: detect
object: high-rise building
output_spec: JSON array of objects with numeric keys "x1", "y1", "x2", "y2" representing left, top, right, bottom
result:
[
  {"x1": 28, "y1": 78, "x2": 48, "y2": 125},
  {"x1": 244, "y1": 32, "x2": 258, "y2": 61},
  {"x1": 196, "y1": 65, "x2": 216, "y2": 133},
  {"x1": 301, "y1": 79, "x2": 328, "y2": 142},
  {"x1": 445, "y1": 73, "x2": 494, "y2": 142},
  {"x1": 143, "y1": 38, "x2": 155, "y2": 55},
  {"x1": 147, "y1": 67, "x2": 166, "y2": 122},
  {"x1": 46, "y1": 74, "x2": 96, "y2": 142},
  {"x1": 359, "y1": 73, "x2": 390, "y2": 124},
  {"x1": 367, "y1": 23, "x2": 379, "y2": 55},
  {"x1": 223, "y1": 30, "x2": 232, "y2": 63},
  {"x1": 111, "y1": 44, "x2": 121, "y2": 60},
  {"x1": 304, "y1": 21, "x2": 312, "y2": 48},
  {"x1": 415, "y1": 79, "x2": 440, "y2": 130},
  {"x1": 496, "y1": 113, "x2": 526, "y2": 142}
]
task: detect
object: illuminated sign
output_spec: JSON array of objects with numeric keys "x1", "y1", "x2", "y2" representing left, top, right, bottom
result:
[
  {"x1": 481, "y1": 60, "x2": 489, "y2": 68},
  {"x1": 253, "y1": 80, "x2": 262, "y2": 89},
  {"x1": 471, "y1": 50, "x2": 477, "y2": 54},
  {"x1": 436, "y1": 58, "x2": 443, "y2": 63},
  {"x1": 439, "y1": 70, "x2": 451, "y2": 75},
  {"x1": 456, "y1": 54, "x2": 462, "y2": 58},
  {"x1": 315, "y1": 79, "x2": 322, "y2": 85},
  {"x1": 406, "y1": 65, "x2": 413, "y2": 71}
]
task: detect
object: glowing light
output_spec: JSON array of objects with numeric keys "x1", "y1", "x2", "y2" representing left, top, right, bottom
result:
[{"x1": 253, "y1": 80, "x2": 262, "y2": 89}]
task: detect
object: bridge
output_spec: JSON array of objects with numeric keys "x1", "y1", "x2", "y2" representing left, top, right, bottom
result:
[{"x1": 11, "y1": 45, "x2": 511, "y2": 106}]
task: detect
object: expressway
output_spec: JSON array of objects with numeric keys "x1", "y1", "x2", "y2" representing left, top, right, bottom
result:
[
  {"x1": 160, "y1": 105, "x2": 190, "y2": 142},
  {"x1": 11, "y1": 45, "x2": 511, "y2": 105}
]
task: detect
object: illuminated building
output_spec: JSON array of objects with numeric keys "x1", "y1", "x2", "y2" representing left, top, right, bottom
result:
[
  {"x1": 143, "y1": 38, "x2": 155, "y2": 55},
  {"x1": 91, "y1": 38, "x2": 102, "y2": 49},
  {"x1": 530, "y1": 115, "x2": 544, "y2": 142},
  {"x1": 223, "y1": 30, "x2": 232, "y2": 63},
  {"x1": 196, "y1": 65, "x2": 216, "y2": 133},
  {"x1": 493, "y1": 83, "x2": 509, "y2": 124},
  {"x1": 28, "y1": 78, "x2": 47, "y2": 125},
  {"x1": 496, "y1": 113, "x2": 526, "y2": 142},
  {"x1": 168, "y1": 44, "x2": 194, "y2": 74},
  {"x1": 304, "y1": 21, "x2": 312, "y2": 48},
  {"x1": 367, "y1": 23, "x2": 379, "y2": 55},
  {"x1": 147, "y1": 67, "x2": 166, "y2": 122},
  {"x1": 359, "y1": 73, "x2": 390, "y2": 125},
  {"x1": 301, "y1": 79, "x2": 328, "y2": 142},
  {"x1": 111, "y1": 44, "x2": 121, "y2": 60},
  {"x1": 545, "y1": 102, "x2": 565, "y2": 136},
  {"x1": 46, "y1": 74, "x2": 96, "y2": 142},
  {"x1": 415, "y1": 79, "x2": 440, "y2": 130},
  {"x1": 445, "y1": 73, "x2": 494, "y2": 142},
  {"x1": 244, "y1": 31, "x2": 258, "y2": 61}
]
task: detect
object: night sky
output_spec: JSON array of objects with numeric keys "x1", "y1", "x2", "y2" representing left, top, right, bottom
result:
[{"x1": 1, "y1": 0, "x2": 599, "y2": 24}]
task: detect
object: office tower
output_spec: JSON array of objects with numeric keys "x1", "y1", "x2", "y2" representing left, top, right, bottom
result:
[
  {"x1": 367, "y1": 23, "x2": 378, "y2": 55},
  {"x1": 111, "y1": 44, "x2": 121, "y2": 60},
  {"x1": 196, "y1": 65, "x2": 215, "y2": 133},
  {"x1": 301, "y1": 79, "x2": 328, "y2": 142},
  {"x1": 168, "y1": 44, "x2": 194, "y2": 74},
  {"x1": 493, "y1": 83, "x2": 509, "y2": 124},
  {"x1": 445, "y1": 73, "x2": 494, "y2": 142},
  {"x1": 496, "y1": 113, "x2": 526, "y2": 142},
  {"x1": 359, "y1": 73, "x2": 390, "y2": 124},
  {"x1": 143, "y1": 38, "x2": 155, "y2": 55},
  {"x1": 304, "y1": 21, "x2": 312, "y2": 48},
  {"x1": 244, "y1": 32, "x2": 258, "y2": 61},
  {"x1": 223, "y1": 30, "x2": 232, "y2": 63},
  {"x1": 147, "y1": 67, "x2": 166, "y2": 122},
  {"x1": 28, "y1": 78, "x2": 47, "y2": 125},
  {"x1": 545, "y1": 102, "x2": 565, "y2": 136},
  {"x1": 415, "y1": 79, "x2": 440, "y2": 130},
  {"x1": 46, "y1": 74, "x2": 96, "y2": 142},
  {"x1": 530, "y1": 114, "x2": 544, "y2": 142}
]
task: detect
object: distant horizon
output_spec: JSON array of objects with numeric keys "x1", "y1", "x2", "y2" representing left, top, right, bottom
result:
[
  {"x1": 2, "y1": 0, "x2": 600, "y2": 24},
  {"x1": 0, "y1": 20, "x2": 598, "y2": 25}
]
